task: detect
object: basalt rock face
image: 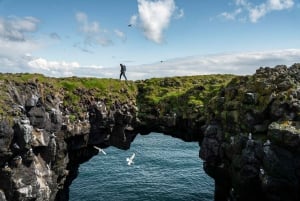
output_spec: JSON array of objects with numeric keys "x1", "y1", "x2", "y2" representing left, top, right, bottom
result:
[
  {"x1": 0, "y1": 77, "x2": 140, "y2": 201},
  {"x1": 200, "y1": 64, "x2": 300, "y2": 201},
  {"x1": 0, "y1": 64, "x2": 299, "y2": 201}
]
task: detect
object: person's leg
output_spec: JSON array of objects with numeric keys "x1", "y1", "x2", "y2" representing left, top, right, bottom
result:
[{"x1": 124, "y1": 73, "x2": 127, "y2": 80}]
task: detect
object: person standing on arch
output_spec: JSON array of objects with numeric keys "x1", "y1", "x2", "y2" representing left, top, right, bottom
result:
[{"x1": 119, "y1": 63, "x2": 127, "y2": 80}]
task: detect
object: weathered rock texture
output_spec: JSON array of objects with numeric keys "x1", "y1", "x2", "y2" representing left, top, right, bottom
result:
[
  {"x1": 200, "y1": 64, "x2": 300, "y2": 201},
  {"x1": 0, "y1": 64, "x2": 299, "y2": 201}
]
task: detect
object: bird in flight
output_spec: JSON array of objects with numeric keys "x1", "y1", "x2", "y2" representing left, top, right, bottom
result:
[
  {"x1": 93, "y1": 146, "x2": 107, "y2": 155},
  {"x1": 126, "y1": 153, "x2": 135, "y2": 165},
  {"x1": 248, "y1": 133, "x2": 252, "y2": 140}
]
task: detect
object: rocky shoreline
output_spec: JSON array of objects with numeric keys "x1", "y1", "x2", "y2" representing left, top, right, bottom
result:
[{"x1": 0, "y1": 64, "x2": 299, "y2": 201}]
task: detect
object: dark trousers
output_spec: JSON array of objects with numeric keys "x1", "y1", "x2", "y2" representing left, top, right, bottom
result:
[{"x1": 120, "y1": 71, "x2": 127, "y2": 80}]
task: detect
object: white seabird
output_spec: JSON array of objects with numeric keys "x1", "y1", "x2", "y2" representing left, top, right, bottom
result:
[
  {"x1": 13, "y1": 143, "x2": 20, "y2": 149},
  {"x1": 93, "y1": 146, "x2": 107, "y2": 155},
  {"x1": 126, "y1": 153, "x2": 135, "y2": 166},
  {"x1": 264, "y1": 139, "x2": 271, "y2": 146},
  {"x1": 260, "y1": 168, "x2": 265, "y2": 175},
  {"x1": 230, "y1": 136, "x2": 235, "y2": 145},
  {"x1": 50, "y1": 133, "x2": 57, "y2": 138},
  {"x1": 248, "y1": 133, "x2": 252, "y2": 140}
]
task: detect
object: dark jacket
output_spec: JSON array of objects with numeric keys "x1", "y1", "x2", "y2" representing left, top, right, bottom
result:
[{"x1": 120, "y1": 64, "x2": 126, "y2": 72}]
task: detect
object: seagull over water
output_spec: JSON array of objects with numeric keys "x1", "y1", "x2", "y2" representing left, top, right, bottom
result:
[
  {"x1": 264, "y1": 139, "x2": 271, "y2": 146},
  {"x1": 126, "y1": 153, "x2": 135, "y2": 166},
  {"x1": 93, "y1": 146, "x2": 107, "y2": 155},
  {"x1": 248, "y1": 133, "x2": 252, "y2": 140}
]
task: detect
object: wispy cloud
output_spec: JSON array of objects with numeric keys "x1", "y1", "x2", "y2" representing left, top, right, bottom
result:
[
  {"x1": 1, "y1": 49, "x2": 299, "y2": 80},
  {"x1": 73, "y1": 42, "x2": 93, "y2": 54},
  {"x1": 0, "y1": 54, "x2": 90, "y2": 77},
  {"x1": 75, "y1": 11, "x2": 113, "y2": 48},
  {"x1": 130, "y1": 15, "x2": 138, "y2": 26},
  {"x1": 49, "y1": 32, "x2": 61, "y2": 40},
  {"x1": 28, "y1": 57, "x2": 79, "y2": 70},
  {"x1": 219, "y1": 0, "x2": 295, "y2": 23},
  {"x1": 0, "y1": 16, "x2": 39, "y2": 41},
  {"x1": 27, "y1": 57, "x2": 80, "y2": 76},
  {"x1": 114, "y1": 29, "x2": 126, "y2": 42},
  {"x1": 0, "y1": 16, "x2": 41, "y2": 56},
  {"x1": 126, "y1": 49, "x2": 300, "y2": 79},
  {"x1": 131, "y1": 0, "x2": 183, "y2": 43},
  {"x1": 219, "y1": 8, "x2": 242, "y2": 21}
]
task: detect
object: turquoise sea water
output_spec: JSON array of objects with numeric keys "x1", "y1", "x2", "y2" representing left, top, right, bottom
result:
[{"x1": 70, "y1": 133, "x2": 214, "y2": 201}]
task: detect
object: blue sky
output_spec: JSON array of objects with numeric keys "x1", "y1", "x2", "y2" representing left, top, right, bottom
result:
[{"x1": 0, "y1": 0, "x2": 299, "y2": 79}]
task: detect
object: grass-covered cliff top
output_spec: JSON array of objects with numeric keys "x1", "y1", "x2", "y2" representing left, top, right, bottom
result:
[
  {"x1": 136, "y1": 74, "x2": 236, "y2": 117},
  {"x1": 0, "y1": 73, "x2": 137, "y2": 117},
  {"x1": 0, "y1": 73, "x2": 236, "y2": 120},
  {"x1": 207, "y1": 64, "x2": 300, "y2": 137}
]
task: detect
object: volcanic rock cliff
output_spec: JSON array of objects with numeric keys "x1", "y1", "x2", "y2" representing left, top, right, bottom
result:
[{"x1": 0, "y1": 64, "x2": 299, "y2": 201}]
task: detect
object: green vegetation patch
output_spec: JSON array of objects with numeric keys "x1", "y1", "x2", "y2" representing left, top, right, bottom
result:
[
  {"x1": 136, "y1": 74, "x2": 235, "y2": 117},
  {"x1": 0, "y1": 73, "x2": 137, "y2": 120},
  {"x1": 0, "y1": 72, "x2": 235, "y2": 123}
]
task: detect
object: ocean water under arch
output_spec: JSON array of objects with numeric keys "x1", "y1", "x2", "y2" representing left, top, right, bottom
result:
[{"x1": 70, "y1": 132, "x2": 214, "y2": 201}]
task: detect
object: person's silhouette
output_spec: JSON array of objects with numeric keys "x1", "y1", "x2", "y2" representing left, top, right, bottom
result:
[{"x1": 119, "y1": 63, "x2": 127, "y2": 80}]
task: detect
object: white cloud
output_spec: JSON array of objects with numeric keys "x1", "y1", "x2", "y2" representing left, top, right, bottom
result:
[
  {"x1": 268, "y1": 0, "x2": 294, "y2": 10},
  {"x1": 28, "y1": 57, "x2": 80, "y2": 71},
  {"x1": 131, "y1": 0, "x2": 183, "y2": 43},
  {"x1": 0, "y1": 37, "x2": 41, "y2": 56},
  {"x1": 235, "y1": 0, "x2": 248, "y2": 6},
  {"x1": 0, "y1": 16, "x2": 41, "y2": 57},
  {"x1": 125, "y1": 49, "x2": 300, "y2": 79},
  {"x1": 249, "y1": 4, "x2": 268, "y2": 23},
  {"x1": 220, "y1": 0, "x2": 295, "y2": 23},
  {"x1": 1, "y1": 49, "x2": 300, "y2": 80},
  {"x1": 75, "y1": 11, "x2": 112, "y2": 47},
  {"x1": 114, "y1": 29, "x2": 126, "y2": 41},
  {"x1": 130, "y1": 15, "x2": 138, "y2": 26},
  {"x1": 220, "y1": 8, "x2": 242, "y2": 20},
  {"x1": 0, "y1": 53, "x2": 106, "y2": 77},
  {"x1": 0, "y1": 16, "x2": 39, "y2": 41},
  {"x1": 138, "y1": 0, "x2": 175, "y2": 43}
]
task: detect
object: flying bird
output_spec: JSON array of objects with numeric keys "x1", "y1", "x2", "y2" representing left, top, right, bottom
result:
[
  {"x1": 126, "y1": 153, "x2": 135, "y2": 165},
  {"x1": 93, "y1": 146, "x2": 107, "y2": 155},
  {"x1": 13, "y1": 143, "x2": 20, "y2": 149},
  {"x1": 4, "y1": 162, "x2": 9, "y2": 169},
  {"x1": 248, "y1": 133, "x2": 252, "y2": 140},
  {"x1": 128, "y1": 24, "x2": 132, "y2": 27},
  {"x1": 264, "y1": 139, "x2": 271, "y2": 146}
]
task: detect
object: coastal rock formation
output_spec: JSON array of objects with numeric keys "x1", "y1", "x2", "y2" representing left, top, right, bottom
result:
[
  {"x1": 0, "y1": 64, "x2": 299, "y2": 201},
  {"x1": 0, "y1": 77, "x2": 140, "y2": 201},
  {"x1": 200, "y1": 64, "x2": 300, "y2": 201}
]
